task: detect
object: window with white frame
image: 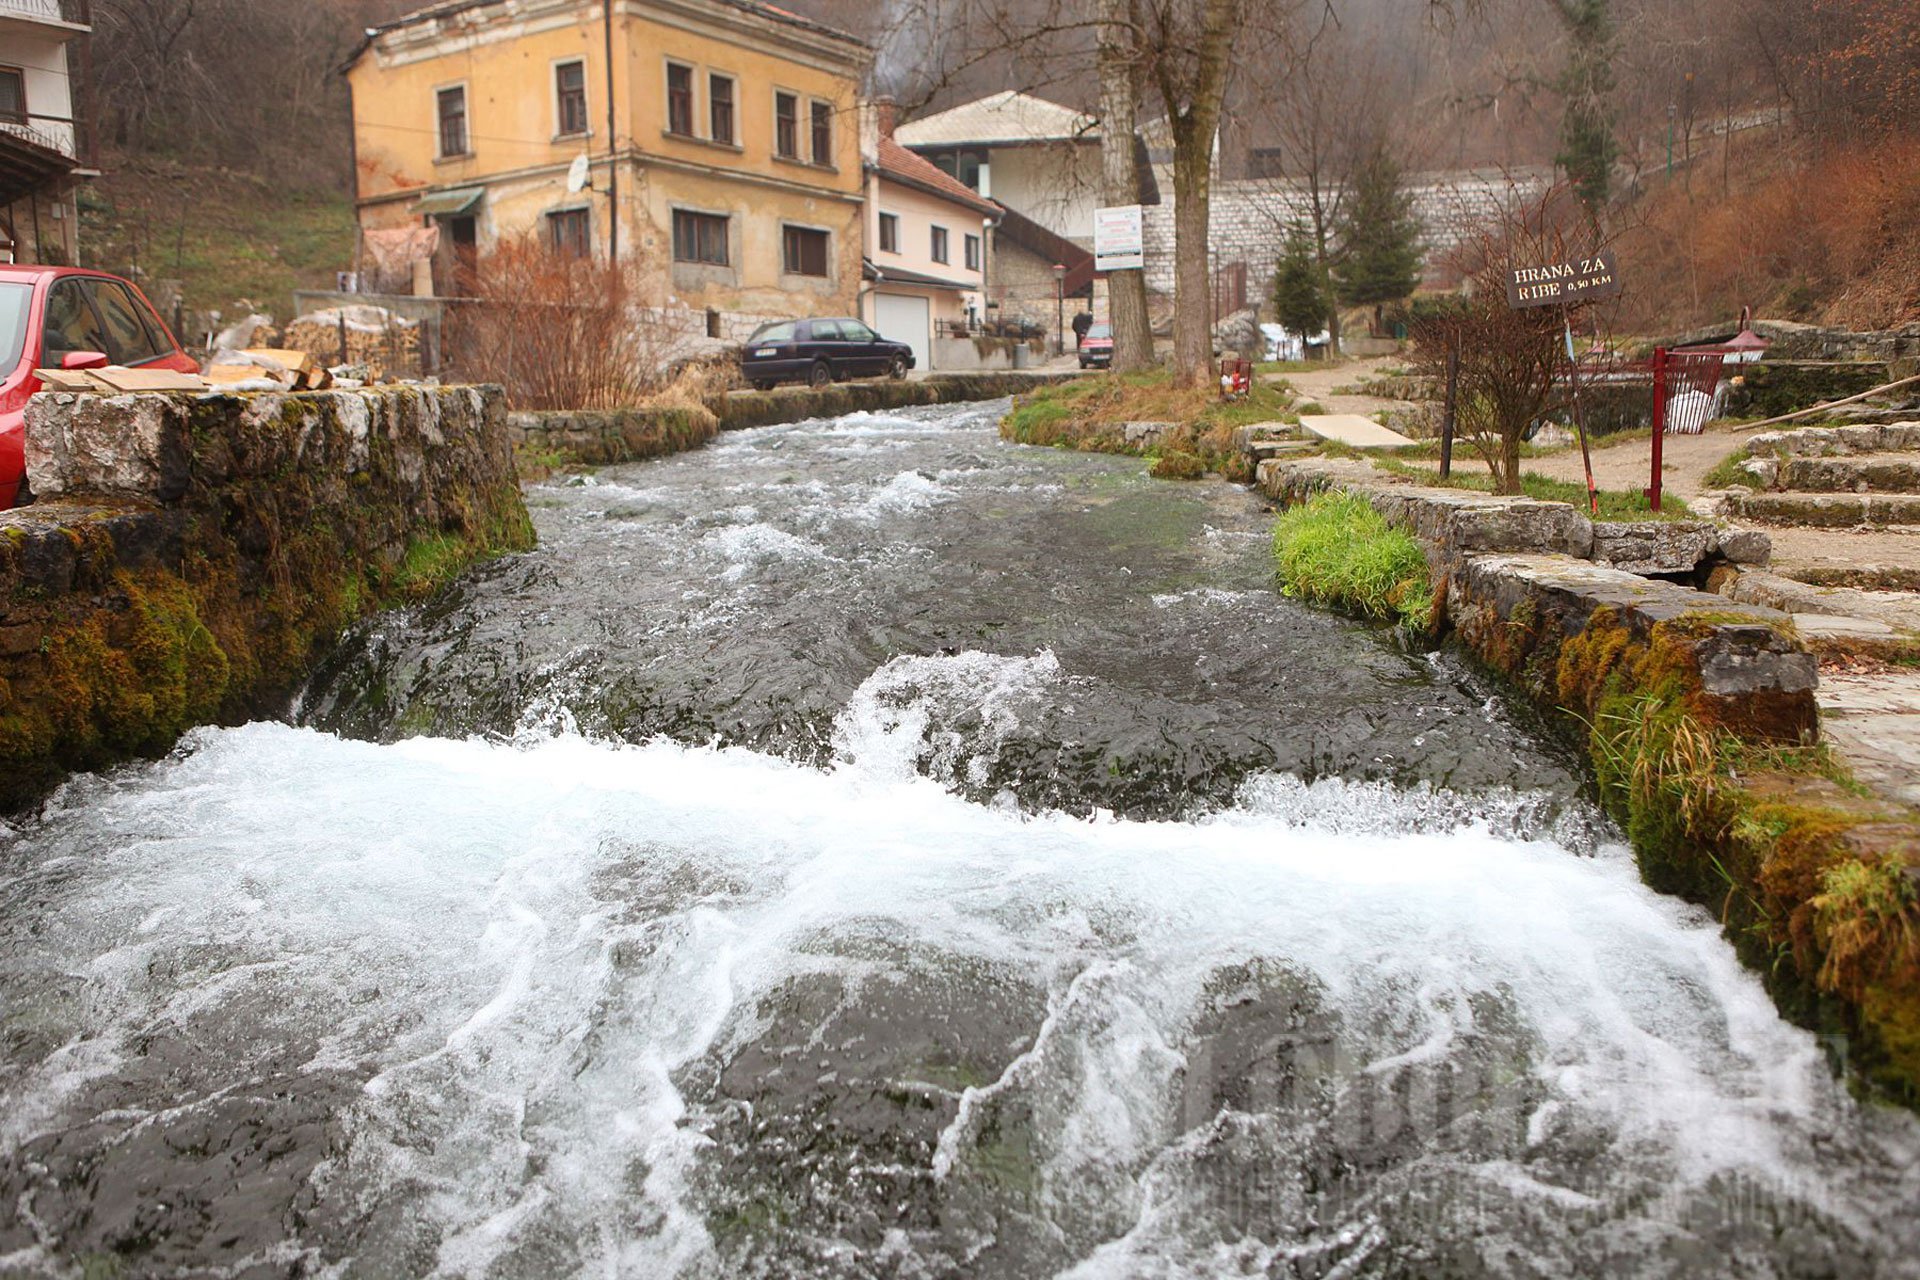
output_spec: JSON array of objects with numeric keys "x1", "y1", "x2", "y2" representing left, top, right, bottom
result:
[
  {"x1": 436, "y1": 85, "x2": 468, "y2": 157},
  {"x1": 710, "y1": 74, "x2": 735, "y2": 144},
  {"x1": 556, "y1": 61, "x2": 588, "y2": 136}
]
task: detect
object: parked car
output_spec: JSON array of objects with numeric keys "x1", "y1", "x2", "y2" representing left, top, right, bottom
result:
[
  {"x1": 741, "y1": 316, "x2": 914, "y2": 390},
  {"x1": 1079, "y1": 322, "x2": 1114, "y2": 369},
  {"x1": 0, "y1": 265, "x2": 200, "y2": 508}
]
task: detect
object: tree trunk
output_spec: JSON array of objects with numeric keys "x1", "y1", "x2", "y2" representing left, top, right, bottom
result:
[
  {"x1": 1098, "y1": 0, "x2": 1152, "y2": 372},
  {"x1": 1169, "y1": 127, "x2": 1213, "y2": 385},
  {"x1": 1499, "y1": 427, "x2": 1522, "y2": 495},
  {"x1": 1307, "y1": 196, "x2": 1341, "y2": 356},
  {"x1": 1160, "y1": 0, "x2": 1236, "y2": 387}
]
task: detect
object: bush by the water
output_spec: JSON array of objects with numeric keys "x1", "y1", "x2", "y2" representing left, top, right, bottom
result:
[
  {"x1": 1149, "y1": 450, "x2": 1206, "y2": 480},
  {"x1": 1272, "y1": 492, "x2": 1434, "y2": 629}
]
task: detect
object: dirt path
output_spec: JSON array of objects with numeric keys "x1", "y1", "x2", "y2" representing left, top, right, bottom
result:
[
  {"x1": 1523, "y1": 423, "x2": 1762, "y2": 502},
  {"x1": 1267, "y1": 357, "x2": 1414, "y2": 419}
]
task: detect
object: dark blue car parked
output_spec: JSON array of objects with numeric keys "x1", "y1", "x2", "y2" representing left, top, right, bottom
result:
[{"x1": 741, "y1": 317, "x2": 915, "y2": 391}]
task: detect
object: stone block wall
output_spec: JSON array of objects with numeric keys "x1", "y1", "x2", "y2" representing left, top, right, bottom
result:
[
  {"x1": 1139, "y1": 169, "x2": 1554, "y2": 295},
  {"x1": 0, "y1": 387, "x2": 533, "y2": 809}
]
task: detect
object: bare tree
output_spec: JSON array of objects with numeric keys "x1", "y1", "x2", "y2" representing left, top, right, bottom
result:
[
  {"x1": 1139, "y1": 0, "x2": 1238, "y2": 384},
  {"x1": 1098, "y1": 0, "x2": 1154, "y2": 370},
  {"x1": 1408, "y1": 188, "x2": 1603, "y2": 493}
]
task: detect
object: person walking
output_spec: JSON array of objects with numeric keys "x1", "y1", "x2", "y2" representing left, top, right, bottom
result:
[{"x1": 1071, "y1": 311, "x2": 1093, "y2": 350}]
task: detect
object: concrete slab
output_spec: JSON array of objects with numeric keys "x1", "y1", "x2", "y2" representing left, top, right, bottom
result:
[
  {"x1": 1299, "y1": 414, "x2": 1418, "y2": 450},
  {"x1": 1818, "y1": 671, "x2": 1920, "y2": 810}
]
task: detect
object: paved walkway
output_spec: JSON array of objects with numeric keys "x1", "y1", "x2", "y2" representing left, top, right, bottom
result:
[
  {"x1": 1818, "y1": 671, "x2": 1920, "y2": 810},
  {"x1": 1299, "y1": 414, "x2": 1418, "y2": 449}
]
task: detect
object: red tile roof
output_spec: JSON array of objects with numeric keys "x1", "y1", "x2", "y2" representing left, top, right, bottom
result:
[{"x1": 876, "y1": 136, "x2": 1000, "y2": 218}]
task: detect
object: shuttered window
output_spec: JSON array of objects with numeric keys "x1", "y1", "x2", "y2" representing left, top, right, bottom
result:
[
  {"x1": 556, "y1": 61, "x2": 588, "y2": 136},
  {"x1": 783, "y1": 225, "x2": 829, "y2": 277},
  {"x1": 672, "y1": 210, "x2": 729, "y2": 265}
]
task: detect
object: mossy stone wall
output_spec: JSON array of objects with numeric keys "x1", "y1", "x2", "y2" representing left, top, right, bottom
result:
[
  {"x1": 1723, "y1": 361, "x2": 1894, "y2": 419},
  {"x1": 3, "y1": 386, "x2": 533, "y2": 809},
  {"x1": 1451, "y1": 554, "x2": 1920, "y2": 1103}
]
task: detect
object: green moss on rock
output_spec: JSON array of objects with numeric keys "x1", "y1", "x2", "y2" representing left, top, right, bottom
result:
[{"x1": 0, "y1": 387, "x2": 532, "y2": 810}]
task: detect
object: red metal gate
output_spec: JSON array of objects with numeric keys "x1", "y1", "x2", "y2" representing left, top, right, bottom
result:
[{"x1": 1648, "y1": 347, "x2": 1727, "y2": 510}]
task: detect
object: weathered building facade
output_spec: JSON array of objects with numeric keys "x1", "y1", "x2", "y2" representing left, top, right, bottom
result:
[
  {"x1": 0, "y1": 0, "x2": 93, "y2": 267},
  {"x1": 346, "y1": 0, "x2": 869, "y2": 336}
]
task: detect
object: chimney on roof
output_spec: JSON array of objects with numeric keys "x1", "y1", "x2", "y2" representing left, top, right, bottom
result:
[{"x1": 876, "y1": 96, "x2": 897, "y2": 140}]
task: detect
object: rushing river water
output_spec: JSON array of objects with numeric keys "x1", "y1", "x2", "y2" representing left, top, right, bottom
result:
[{"x1": 2, "y1": 400, "x2": 1918, "y2": 1279}]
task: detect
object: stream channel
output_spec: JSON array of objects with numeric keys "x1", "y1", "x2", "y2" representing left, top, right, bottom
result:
[{"x1": 2, "y1": 399, "x2": 1918, "y2": 1278}]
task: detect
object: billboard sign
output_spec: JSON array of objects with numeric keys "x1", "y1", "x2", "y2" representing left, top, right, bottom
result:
[
  {"x1": 1505, "y1": 249, "x2": 1622, "y2": 308},
  {"x1": 1094, "y1": 205, "x2": 1144, "y2": 272}
]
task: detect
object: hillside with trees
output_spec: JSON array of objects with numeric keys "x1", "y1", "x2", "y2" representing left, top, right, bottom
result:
[{"x1": 77, "y1": 0, "x2": 1920, "y2": 337}]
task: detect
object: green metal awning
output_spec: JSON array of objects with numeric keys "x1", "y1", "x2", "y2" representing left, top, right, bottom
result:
[{"x1": 413, "y1": 186, "x2": 485, "y2": 217}]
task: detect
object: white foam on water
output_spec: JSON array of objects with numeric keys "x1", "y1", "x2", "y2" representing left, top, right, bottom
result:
[
  {"x1": 696, "y1": 522, "x2": 833, "y2": 582},
  {"x1": 3, "y1": 652, "x2": 1917, "y2": 1275},
  {"x1": 1149, "y1": 587, "x2": 1268, "y2": 610},
  {"x1": 851, "y1": 470, "x2": 957, "y2": 519}
]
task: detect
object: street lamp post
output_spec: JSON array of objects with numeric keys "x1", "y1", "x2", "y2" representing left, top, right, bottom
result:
[{"x1": 1052, "y1": 262, "x2": 1066, "y2": 358}]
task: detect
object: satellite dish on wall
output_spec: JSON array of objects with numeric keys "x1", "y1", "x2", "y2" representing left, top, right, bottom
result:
[{"x1": 566, "y1": 154, "x2": 592, "y2": 194}]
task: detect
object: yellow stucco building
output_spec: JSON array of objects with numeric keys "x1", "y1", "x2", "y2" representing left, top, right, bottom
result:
[{"x1": 345, "y1": 0, "x2": 870, "y2": 336}]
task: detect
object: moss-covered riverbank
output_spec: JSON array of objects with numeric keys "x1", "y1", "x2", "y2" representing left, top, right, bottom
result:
[
  {"x1": 0, "y1": 387, "x2": 532, "y2": 810},
  {"x1": 1261, "y1": 466, "x2": 1920, "y2": 1105}
]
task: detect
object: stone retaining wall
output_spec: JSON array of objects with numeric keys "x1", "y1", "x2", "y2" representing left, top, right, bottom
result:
[
  {"x1": 1259, "y1": 452, "x2": 1920, "y2": 1102},
  {"x1": 1256, "y1": 456, "x2": 1770, "y2": 578},
  {"x1": 507, "y1": 373, "x2": 1084, "y2": 468},
  {"x1": 508, "y1": 406, "x2": 719, "y2": 469},
  {"x1": 3, "y1": 386, "x2": 533, "y2": 810}
]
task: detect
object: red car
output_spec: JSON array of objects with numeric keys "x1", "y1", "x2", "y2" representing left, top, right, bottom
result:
[
  {"x1": 0, "y1": 265, "x2": 200, "y2": 507},
  {"x1": 1078, "y1": 322, "x2": 1114, "y2": 369}
]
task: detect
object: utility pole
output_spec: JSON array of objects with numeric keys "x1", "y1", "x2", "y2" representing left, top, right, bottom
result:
[{"x1": 604, "y1": 0, "x2": 620, "y2": 260}]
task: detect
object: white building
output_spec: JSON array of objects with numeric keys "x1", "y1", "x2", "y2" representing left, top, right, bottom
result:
[
  {"x1": 894, "y1": 90, "x2": 1104, "y2": 331},
  {"x1": 863, "y1": 105, "x2": 1000, "y2": 372},
  {"x1": 0, "y1": 0, "x2": 92, "y2": 265}
]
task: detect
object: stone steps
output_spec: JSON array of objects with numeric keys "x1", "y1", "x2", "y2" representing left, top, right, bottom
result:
[
  {"x1": 1723, "y1": 490, "x2": 1920, "y2": 528},
  {"x1": 1768, "y1": 452, "x2": 1920, "y2": 493},
  {"x1": 1743, "y1": 421, "x2": 1920, "y2": 459},
  {"x1": 1248, "y1": 440, "x2": 1318, "y2": 462}
]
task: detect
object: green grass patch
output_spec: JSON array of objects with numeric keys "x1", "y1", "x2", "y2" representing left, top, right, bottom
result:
[
  {"x1": 1001, "y1": 369, "x2": 1295, "y2": 482},
  {"x1": 1272, "y1": 491, "x2": 1434, "y2": 629},
  {"x1": 1372, "y1": 457, "x2": 1693, "y2": 521},
  {"x1": 388, "y1": 533, "x2": 474, "y2": 601}
]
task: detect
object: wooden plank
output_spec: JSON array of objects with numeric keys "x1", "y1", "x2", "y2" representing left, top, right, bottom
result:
[
  {"x1": 240, "y1": 347, "x2": 319, "y2": 374},
  {"x1": 34, "y1": 368, "x2": 110, "y2": 392},
  {"x1": 88, "y1": 368, "x2": 209, "y2": 393}
]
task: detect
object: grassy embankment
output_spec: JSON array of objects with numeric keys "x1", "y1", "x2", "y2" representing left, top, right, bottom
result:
[
  {"x1": 1001, "y1": 370, "x2": 1296, "y2": 482},
  {"x1": 1269, "y1": 490, "x2": 1920, "y2": 1105},
  {"x1": 80, "y1": 157, "x2": 356, "y2": 319}
]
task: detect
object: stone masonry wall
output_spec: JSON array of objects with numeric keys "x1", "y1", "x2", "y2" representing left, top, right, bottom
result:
[
  {"x1": 0, "y1": 386, "x2": 533, "y2": 809},
  {"x1": 1141, "y1": 169, "x2": 1555, "y2": 296}
]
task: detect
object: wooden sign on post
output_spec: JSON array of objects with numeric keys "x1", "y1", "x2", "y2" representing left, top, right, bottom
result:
[{"x1": 1505, "y1": 249, "x2": 1622, "y2": 309}]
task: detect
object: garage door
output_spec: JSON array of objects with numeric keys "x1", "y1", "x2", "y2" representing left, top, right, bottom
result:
[{"x1": 873, "y1": 293, "x2": 931, "y2": 372}]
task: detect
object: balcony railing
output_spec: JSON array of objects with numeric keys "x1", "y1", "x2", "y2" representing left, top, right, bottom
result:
[
  {"x1": 0, "y1": 0, "x2": 90, "y2": 26},
  {"x1": 0, "y1": 118, "x2": 76, "y2": 160}
]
